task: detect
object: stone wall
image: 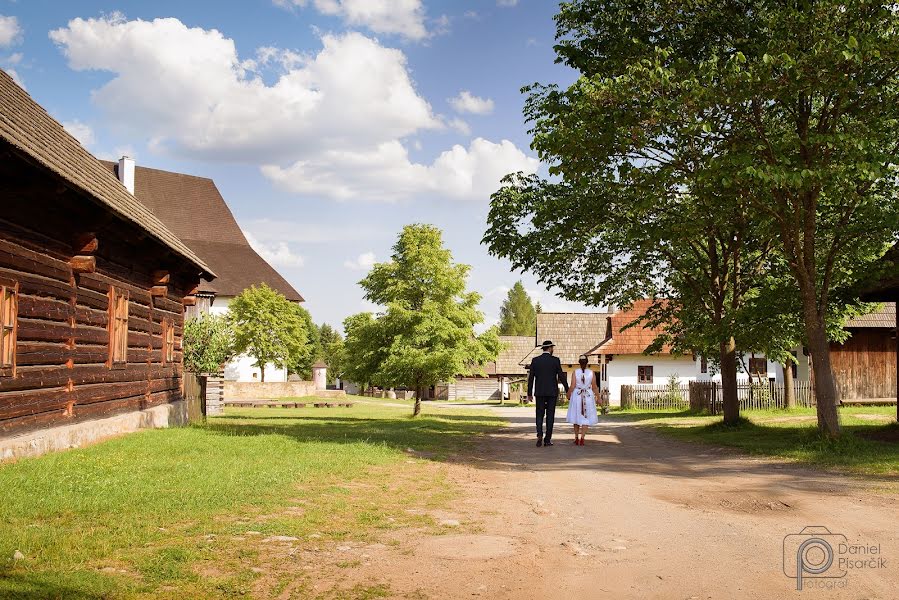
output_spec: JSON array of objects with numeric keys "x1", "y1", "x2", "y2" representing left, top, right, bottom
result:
[{"x1": 224, "y1": 381, "x2": 316, "y2": 399}]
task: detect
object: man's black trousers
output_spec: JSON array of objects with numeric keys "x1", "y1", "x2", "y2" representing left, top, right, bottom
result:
[{"x1": 536, "y1": 395, "x2": 557, "y2": 441}]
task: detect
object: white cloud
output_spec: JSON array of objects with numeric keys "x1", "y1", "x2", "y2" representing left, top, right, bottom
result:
[
  {"x1": 448, "y1": 117, "x2": 471, "y2": 136},
  {"x1": 62, "y1": 119, "x2": 95, "y2": 148},
  {"x1": 0, "y1": 15, "x2": 21, "y2": 47},
  {"x1": 274, "y1": 0, "x2": 428, "y2": 41},
  {"x1": 344, "y1": 252, "x2": 376, "y2": 271},
  {"x1": 50, "y1": 14, "x2": 537, "y2": 203},
  {"x1": 50, "y1": 17, "x2": 440, "y2": 162},
  {"x1": 449, "y1": 90, "x2": 494, "y2": 115},
  {"x1": 245, "y1": 232, "x2": 305, "y2": 268},
  {"x1": 262, "y1": 137, "x2": 538, "y2": 202},
  {"x1": 497, "y1": 0, "x2": 519, "y2": 6}
]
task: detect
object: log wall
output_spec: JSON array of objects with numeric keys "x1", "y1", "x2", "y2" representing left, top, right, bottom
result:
[
  {"x1": 0, "y1": 151, "x2": 201, "y2": 437},
  {"x1": 830, "y1": 328, "x2": 897, "y2": 401}
]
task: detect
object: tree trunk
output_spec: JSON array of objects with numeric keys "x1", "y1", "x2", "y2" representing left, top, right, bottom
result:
[
  {"x1": 719, "y1": 337, "x2": 740, "y2": 425},
  {"x1": 413, "y1": 387, "x2": 423, "y2": 417},
  {"x1": 783, "y1": 360, "x2": 796, "y2": 409},
  {"x1": 260, "y1": 364, "x2": 265, "y2": 383},
  {"x1": 804, "y1": 315, "x2": 841, "y2": 437}
]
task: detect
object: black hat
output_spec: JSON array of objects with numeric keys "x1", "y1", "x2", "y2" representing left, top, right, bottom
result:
[{"x1": 541, "y1": 340, "x2": 555, "y2": 349}]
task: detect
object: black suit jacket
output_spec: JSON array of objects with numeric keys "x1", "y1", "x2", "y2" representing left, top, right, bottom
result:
[{"x1": 527, "y1": 352, "x2": 569, "y2": 397}]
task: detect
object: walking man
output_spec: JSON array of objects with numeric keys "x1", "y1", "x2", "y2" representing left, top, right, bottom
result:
[{"x1": 527, "y1": 340, "x2": 569, "y2": 447}]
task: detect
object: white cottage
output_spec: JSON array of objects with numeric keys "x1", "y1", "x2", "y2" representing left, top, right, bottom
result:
[{"x1": 584, "y1": 300, "x2": 697, "y2": 405}]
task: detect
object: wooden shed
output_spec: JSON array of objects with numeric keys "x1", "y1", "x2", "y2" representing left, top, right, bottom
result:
[
  {"x1": 830, "y1": 304, "x2": 897, "y2": 403},
  {"x1": 0, "y1": 71, "x2": 215, "y2": 443}
]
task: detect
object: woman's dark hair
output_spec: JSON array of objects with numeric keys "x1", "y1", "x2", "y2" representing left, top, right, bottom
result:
[{"x1": 578, "y1": 354, "x2": 588, "y2": 366}]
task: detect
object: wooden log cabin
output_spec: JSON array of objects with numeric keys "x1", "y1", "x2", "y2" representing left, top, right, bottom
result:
[{"x1": 0, "y1": 70, "x2": 215, "y2": 449}]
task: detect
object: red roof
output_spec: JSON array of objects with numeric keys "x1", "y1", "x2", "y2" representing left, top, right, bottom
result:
[{"x1": 588, "y1": 299, "x2": 672, "y2": 356}]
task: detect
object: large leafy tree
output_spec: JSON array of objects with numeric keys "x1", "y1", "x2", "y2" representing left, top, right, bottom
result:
[
  {"x1": 484, "y1": 2, "x2": 780, "y2": 424},
  {"x1": 229, "y1": 284, "x2": 311, "y2": 382},
  {"x1": 487, "y1": 0, "x2": 899, "y2": 435},
  {"x1": 359, "y1": 224, "x2": 501, "y2": 416},
  {"x1": 499, "y1": 281, "x2": 539, "y2": 336}
]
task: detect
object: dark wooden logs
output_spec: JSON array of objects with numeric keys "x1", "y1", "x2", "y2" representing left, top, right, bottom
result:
[{"x1": 69, "y1": 256, "x2": 96, "y2": 274}]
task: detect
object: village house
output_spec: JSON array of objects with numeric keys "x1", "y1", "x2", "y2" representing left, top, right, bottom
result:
[
  {"x1": 0, "y1": 71, "x2": 215, "y2": 458},
  {"x1": 584, "y1": 300, "x2": 698, "y2": 404},
  {"x1": 517, "y1": 298, "x2": 894, "y2": 406},
  {"x1": 100, "y1": 159, "x2": 304, "y2": 382},
  {"x1": 442, "y1": 335, "x2": 534, "y2": 401}
]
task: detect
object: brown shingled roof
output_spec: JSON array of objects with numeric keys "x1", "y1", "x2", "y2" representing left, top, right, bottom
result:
[
  {"x1": 0, "y1": 70, "x2": 214, "y2": 278},
  {"x1": 100, "y1": 161, "x2": 303, "y2": 302},
  {"x1": 536, "y1": 312, "x2": 612, "y2": 365},
  {"x1": 493, "y1": 335, "x2": 535, "y2": 376},
  {"x1": 588, "y1": 299, "x2": 672, "y2": 356},
  {"x1": 846, "y1": 303, "x2": 896, "y2": 328}
]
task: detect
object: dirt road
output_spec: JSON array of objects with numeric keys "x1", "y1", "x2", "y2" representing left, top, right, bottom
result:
[{"x1": 333, "y1": 406, "x2": 899, "y2": 599}]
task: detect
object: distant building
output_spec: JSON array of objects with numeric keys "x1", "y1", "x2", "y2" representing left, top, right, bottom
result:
[
  {"x1": 441, "y1": 335, "x2": 534, "y2": 401},
  {"x1": 102, "y1": 160, "x2": 304, "y2": 382}
]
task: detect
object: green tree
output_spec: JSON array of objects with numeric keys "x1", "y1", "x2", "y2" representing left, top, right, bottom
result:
[
  {"x1": 317, "y1": 324, "x2": 345, "y2": 385},
  {"x1": 229, "y1": 284, "x2": 311, "y2": 382},
  {"x1": 487, "y1": 0, "x2": 899, "y2": 435},
  {"x1": 341, "y1": 312, "x2": 390, "y2": 393},
  {"x1": 182, "y1": 314, "x2": 235, "y2": 374},
  {"x1": 498, "y1": 281, "x2": 538, "y2": 335},
  {"x1": 360, "y1": 224, "x2": 501, "y2": 416},
  {"x1": 289, "y1": 305, "x2": 318, "y2": 379}
]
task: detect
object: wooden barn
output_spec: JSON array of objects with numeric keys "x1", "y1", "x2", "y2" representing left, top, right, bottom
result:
[
  {"x1": 0, "y1": 71, "x2": 215, "y2": 454},
  {"x1": 830, "y1": 303, "x2": 897, "y2": 403}
]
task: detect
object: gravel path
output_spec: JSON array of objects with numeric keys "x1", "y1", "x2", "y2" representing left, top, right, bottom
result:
[{"x1": 335, "y1": 405, "x2": 899, "y2": 599}]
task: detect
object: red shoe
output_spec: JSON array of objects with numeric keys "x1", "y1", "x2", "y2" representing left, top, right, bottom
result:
[{"x1": 578, "y1": 438, "x2": 585, "y2": 446}]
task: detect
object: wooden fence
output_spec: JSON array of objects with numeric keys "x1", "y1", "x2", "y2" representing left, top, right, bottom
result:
[
  {"x1": 620, "y1": 384, "x2": 690, "y2": 410},
  {"x1": 204, "y1": 373, "x2": 225, "y2": 416},
  {"x1": 620, "y1": 380, "x2": 816, "y2": 412}
]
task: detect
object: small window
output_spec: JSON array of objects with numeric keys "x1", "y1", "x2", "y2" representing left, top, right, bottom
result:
[
  {"x1": 700, "y1": 355, "x2": 708, "y2": 374},
  {"x1": 748, "y1": 357, "x2": 767, "y2": 377},
  {"x1": 637, "y1": 365, "x2": 653, "y2": 384},
  {"x1": 108, "y1": 287, "x2": 129, "y2": 366},
  {"x1": 162, "y1": 318, "x2": 175, "y2": 364},
  {"x1": 0, "y1": 281, "x2": 18, "y2": 375}
]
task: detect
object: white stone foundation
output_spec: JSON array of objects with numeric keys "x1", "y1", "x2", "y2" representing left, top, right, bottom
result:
[{"x1": 0, "y1": 401, "x2": 191, "y2": 462}]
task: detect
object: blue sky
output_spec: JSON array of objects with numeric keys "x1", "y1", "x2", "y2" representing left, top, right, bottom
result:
[{"x1": 1, "y1": 0, "x2": 592, "y2": 331}]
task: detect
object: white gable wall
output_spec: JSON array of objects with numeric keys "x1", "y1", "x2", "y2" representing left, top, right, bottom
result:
[
  {"x1": 604, "y1": 355, "x2": 698, "y2": 406},
  {"x1": 692, "y1": 347, "x2": 810, "y2": 385}
]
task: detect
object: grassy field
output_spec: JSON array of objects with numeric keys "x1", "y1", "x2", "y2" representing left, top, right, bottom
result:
[
  {"x1": 0, "y1": 399, "x2": 504, "y2": 599},
  {"x1": 604, "y1": 405, "x2": 899, "y2": 476}
]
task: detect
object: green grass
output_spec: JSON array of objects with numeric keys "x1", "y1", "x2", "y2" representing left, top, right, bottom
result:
[
  {"x1": 0, "y1": 401, "x2": 504, "y2": 599},
  {"x1": 605, "y1": 405, "x2": 899, "y2": 476}
]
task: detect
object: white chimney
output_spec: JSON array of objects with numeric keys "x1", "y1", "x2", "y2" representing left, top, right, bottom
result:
[{"x1": 117, "y1": 156, "x2": 135, "y2": 195}]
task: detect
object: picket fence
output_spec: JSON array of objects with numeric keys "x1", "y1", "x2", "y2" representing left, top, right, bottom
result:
[{"x1": 620, "y1": 380, "x2": 816, "y2": 412}]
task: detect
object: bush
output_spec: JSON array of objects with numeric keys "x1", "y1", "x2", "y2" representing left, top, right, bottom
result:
[{"x1": 183, "y1": 314, "x2": 235, "y2": 374}]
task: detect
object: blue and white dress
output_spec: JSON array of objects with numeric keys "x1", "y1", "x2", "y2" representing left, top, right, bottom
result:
[{"x1": 566, "y1": 368, "x2": 599, "y2": 426}]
